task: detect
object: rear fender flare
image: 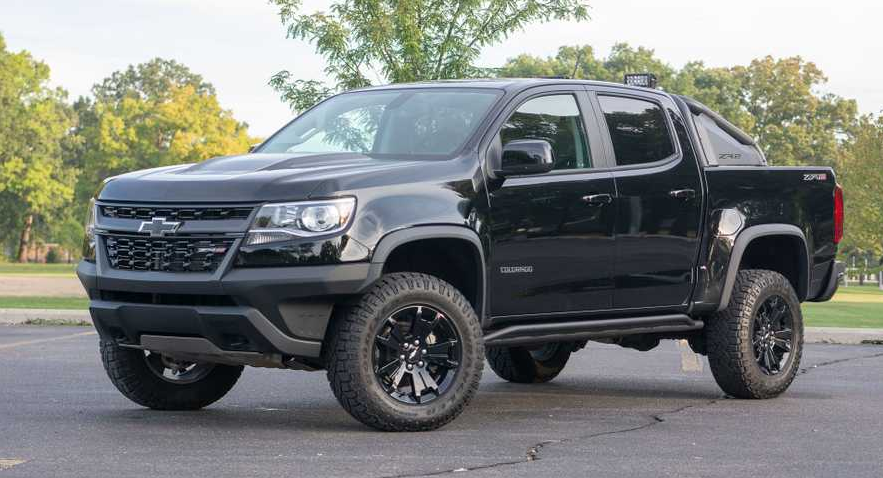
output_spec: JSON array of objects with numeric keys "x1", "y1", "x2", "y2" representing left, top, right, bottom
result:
[{"x1": 717, "y1": 224, "x2": 809, "y2": 311}]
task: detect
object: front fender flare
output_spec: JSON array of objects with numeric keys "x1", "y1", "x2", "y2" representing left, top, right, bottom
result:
[{"x1": 367, "y1": 225, "x2": 488, "y2": 320}]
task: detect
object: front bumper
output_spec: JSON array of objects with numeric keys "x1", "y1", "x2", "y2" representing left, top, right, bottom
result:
[{"x1": 77, "y1": 258, "x2": 381, "y2": 362}]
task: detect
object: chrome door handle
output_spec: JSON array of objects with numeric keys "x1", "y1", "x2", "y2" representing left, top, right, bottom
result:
[
  {"x1": 669, "y1": 189, "x2": 696, "y2": 200},
  {"x1": 582, "y1": 193, "x2": 613, "y2": 206}
]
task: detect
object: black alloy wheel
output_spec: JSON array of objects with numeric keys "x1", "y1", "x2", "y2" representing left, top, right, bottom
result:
[
  {"x1": 751, "y1": 295, "x2": 794, "y2": 375},
  {"x1": 373, "y1": 305, "x2": 462, "y2": 404},
  {"x1": 325, "y1": 272, "x2": 483, "y2": 431},
  {"x1": 143, "y1": 350, "x2": 216, "y2": 384}
]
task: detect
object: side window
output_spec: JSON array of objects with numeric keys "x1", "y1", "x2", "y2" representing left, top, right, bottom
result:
[
  {"x1": 598, "y1": 95, "x2": 675, "y2": 166},
  {"x1": 694, "y1": 113, "x2": 766, "y2": 166},
  {"x1": 500, "y1": 94, "x2": 592, "y2": 170}
]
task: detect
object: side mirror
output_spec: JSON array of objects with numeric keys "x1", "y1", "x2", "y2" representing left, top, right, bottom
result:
[
  {"x1": 248, "y1": 143, "x2": 262, "y2": 153},
  {"x1": 495, "y1": 139, "x2": 554, "y2": 177}
]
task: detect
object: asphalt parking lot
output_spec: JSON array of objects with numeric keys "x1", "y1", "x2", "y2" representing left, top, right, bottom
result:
[{"x1": 1, "y1": 326, "x2": 881, "y2": 477}]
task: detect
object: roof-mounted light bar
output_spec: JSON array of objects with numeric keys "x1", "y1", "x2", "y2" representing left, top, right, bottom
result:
[{"x1": 624, "y1": 73, "x2": 658, "y2": 89}]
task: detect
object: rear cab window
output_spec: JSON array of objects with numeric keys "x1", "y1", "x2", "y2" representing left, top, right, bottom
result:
[
  {"x1": 693, "y1": 113, "x2": 766, "y2": 166},
  {"x1": 597, "y1": 95, "x2": 675, "y2": 167}
]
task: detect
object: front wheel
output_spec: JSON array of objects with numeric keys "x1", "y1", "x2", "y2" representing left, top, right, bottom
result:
[
  {"x1": 706, "y1": 269, "x2": 804, "y2": 399},
  {"x1": 325, "y1": 273, "x2": 484, "y2": 431}
]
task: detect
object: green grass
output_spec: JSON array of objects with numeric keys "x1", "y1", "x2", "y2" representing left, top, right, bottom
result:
[
  {"x1": 0, "y1": 262, "x2": 77, "y2": 276},
  {"x1": 21, "y1": 318, "x2": 91, "y2": 327},
  {"x1": 0, "y1": 296, "x2": 87, "y2": 310},
  {"x1": 833, "y1": 284, "x2": 883, "y2": 296},
  {"x1": 803, "y1": 301, "x2": 883, "y2": 328}
]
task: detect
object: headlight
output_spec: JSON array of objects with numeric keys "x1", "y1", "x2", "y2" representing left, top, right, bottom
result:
[
  {"x1": 82, "y1": 198, "x2": 97, "y2": 261},
  {"x1": 245, "y1": 198, "x2": 356, "y2": 246}
]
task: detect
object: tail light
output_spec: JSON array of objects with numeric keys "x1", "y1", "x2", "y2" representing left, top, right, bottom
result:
[{"x1": 834, "y1": 184, "x2": 844, "y2": 244}]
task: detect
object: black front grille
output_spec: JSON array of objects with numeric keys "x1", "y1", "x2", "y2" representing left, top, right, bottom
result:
[
  {"x1": 104, "y1": 235, "x2": 234, "y2": 272},
  {"x1": 100, "y1": 205, "x2": 253, "y2": 221}
]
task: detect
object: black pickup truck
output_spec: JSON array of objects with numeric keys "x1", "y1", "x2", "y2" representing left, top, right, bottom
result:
[{"x1": 78, "y1": 78, "x2": 845, "y2": 431}]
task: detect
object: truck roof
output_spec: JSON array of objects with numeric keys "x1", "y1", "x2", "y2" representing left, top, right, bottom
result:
[{"x1": 352, "y1": 78, "x2": 661, "y2": 95}]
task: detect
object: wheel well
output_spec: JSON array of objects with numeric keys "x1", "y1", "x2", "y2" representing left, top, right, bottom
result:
[
  {"x1": 381, "y1": 238, "x2": 482, "y2": 313},
  {"x1": 738, "y1": 235, "x2": 807, "y2": 299}
]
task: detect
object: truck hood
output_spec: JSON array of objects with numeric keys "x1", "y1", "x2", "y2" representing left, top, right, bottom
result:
[{"x1": 96, "y1": 153, "x2": 427, "y2": 203}]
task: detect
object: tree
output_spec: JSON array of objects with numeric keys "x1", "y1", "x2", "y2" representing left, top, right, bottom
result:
[
  {"x1": 501, "y1": 45, "x2": 607, "y2": 80},
  {"x1": 269, "y1": 0, "x2": 590, "y2": 111},
  {"x1": 72, "y1": 58, "x2": 256, "y2": 216},
  {"x1": 602, "y1": 43, "x2": 675, "y2": 86},
  {"x1": 733, "y1": 56, "x2": 857, "y2": 167},
  {"x1": 91, "y1": 58, "x2": 214, "y2": 103},
  {"x1": 0, "y1": 34, "x2": 78, "y2": 261},
  {"x1": 836, "y1": 116, "x2": 883, "y2": 262},
  {"x1": 669, "y1": 61, "x2": 754, "y2": 133},
  {"x1": 499, "y1": 43, "x2": 673, "y2": 84}
]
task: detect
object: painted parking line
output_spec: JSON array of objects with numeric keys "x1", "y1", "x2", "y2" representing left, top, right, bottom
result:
[
  {"x1": 677, "y1": 339, "x2": 704, "y2": 373},
  {"x1": 0, "y1": 459, "x2": 27, "y2": 470},
  {"x1": 0, "y1": 331, "x2": 96, "y2": 351}
]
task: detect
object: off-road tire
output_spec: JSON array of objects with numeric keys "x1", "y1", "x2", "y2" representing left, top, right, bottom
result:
[
  {"x1": 100, "y1": 341, "x2": 243, "y2": 410},
  {"x1": 325, "y1": 272, "x2": 483, "y2": 432},
  {"x1": 706, "y1": 269, "x2": 804, "y2": 399},
  {"x1": 486, "y1": 343, "x2": 572, "y2": 383}
]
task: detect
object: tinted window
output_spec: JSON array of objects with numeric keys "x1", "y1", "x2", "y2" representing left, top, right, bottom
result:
[
  {"x1": 260, "y1": 89, "x2": 501, "y2": 158},
  {"x1": 694, "y1": 113, "x2": 766, "y2": 166},
  {"x1": 500, "y1": 94, "x2": 591, "y2": 170},
  {"x1": 598, "y1": 96, "x2": 675, "y2": 166}
]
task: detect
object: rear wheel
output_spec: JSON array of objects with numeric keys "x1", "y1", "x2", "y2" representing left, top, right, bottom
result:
[
  {"x1": 486, "y1": 342, "x2": 572, "y2": 384},
  {"x1": 100, "y1": 341, "x2": 243, "y2": 410},
  {"x1": 325, "y1": 273, "x2": 483, "y2": 431},
  {"x1": 706, "y1": 269, "x2": 803, "y2": 399}
]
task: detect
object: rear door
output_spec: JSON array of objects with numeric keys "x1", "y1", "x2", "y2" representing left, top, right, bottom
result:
[
  {"x1": 590, "y1": 88, "x2": 703, "y2": 309},
  {"x1": 486, "y1": 87, "x2": 617, "y2": 317}
]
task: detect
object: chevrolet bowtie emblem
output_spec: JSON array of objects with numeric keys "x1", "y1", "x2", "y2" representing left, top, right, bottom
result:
[{"x1": 138, "y1": 217, "x2": 182, "y2": 237}]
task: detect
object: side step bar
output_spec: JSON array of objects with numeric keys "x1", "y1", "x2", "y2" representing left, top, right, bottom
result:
[{"x1": 483, "y1": 314, "x2": 704, "y2": 347}]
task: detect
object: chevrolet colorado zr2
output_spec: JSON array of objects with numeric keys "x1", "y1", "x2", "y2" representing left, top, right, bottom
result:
[{"x1": 78, "y1": 78, "x2": 845, "y2": 431}]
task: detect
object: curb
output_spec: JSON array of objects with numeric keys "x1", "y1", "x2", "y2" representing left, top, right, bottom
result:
[
  {"x1": 1, "y1": 310, "x2": 882, "y2": 345},
  {"x1": 805, "y1": 327, "x2": 883, "y2": 345}
]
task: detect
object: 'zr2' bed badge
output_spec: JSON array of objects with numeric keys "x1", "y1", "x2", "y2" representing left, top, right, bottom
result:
[{"x1": 803, "y1": 173, "x2": 827, "y2": 181}]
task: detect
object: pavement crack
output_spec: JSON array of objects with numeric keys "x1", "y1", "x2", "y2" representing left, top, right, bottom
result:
[
  {"x1": 522, "y1": 399, "x2": 721, "y2": 465},
  {"x1": 381, "y1": 399, "x2": 721, "y2": 478},
  {"x1": 799, "y1": 351, "x2": 883, "y2": 375}
]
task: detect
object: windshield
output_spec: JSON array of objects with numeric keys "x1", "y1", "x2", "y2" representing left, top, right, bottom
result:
[{"x1": 259, "y1": 88, "x2": 502, "y2": 158}]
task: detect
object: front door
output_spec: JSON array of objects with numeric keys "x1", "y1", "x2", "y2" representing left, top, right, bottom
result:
[
  {"x1": 592, "y1": 91, "x2": 703, "y2": 309},
  {"x1": 487, "y1": 90, "x2": 617, "y2": 317}
]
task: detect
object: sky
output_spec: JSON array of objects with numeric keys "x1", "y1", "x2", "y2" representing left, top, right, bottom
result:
[{"x1": 2, "y1": 0, "x2": 876, "y2": 137}]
